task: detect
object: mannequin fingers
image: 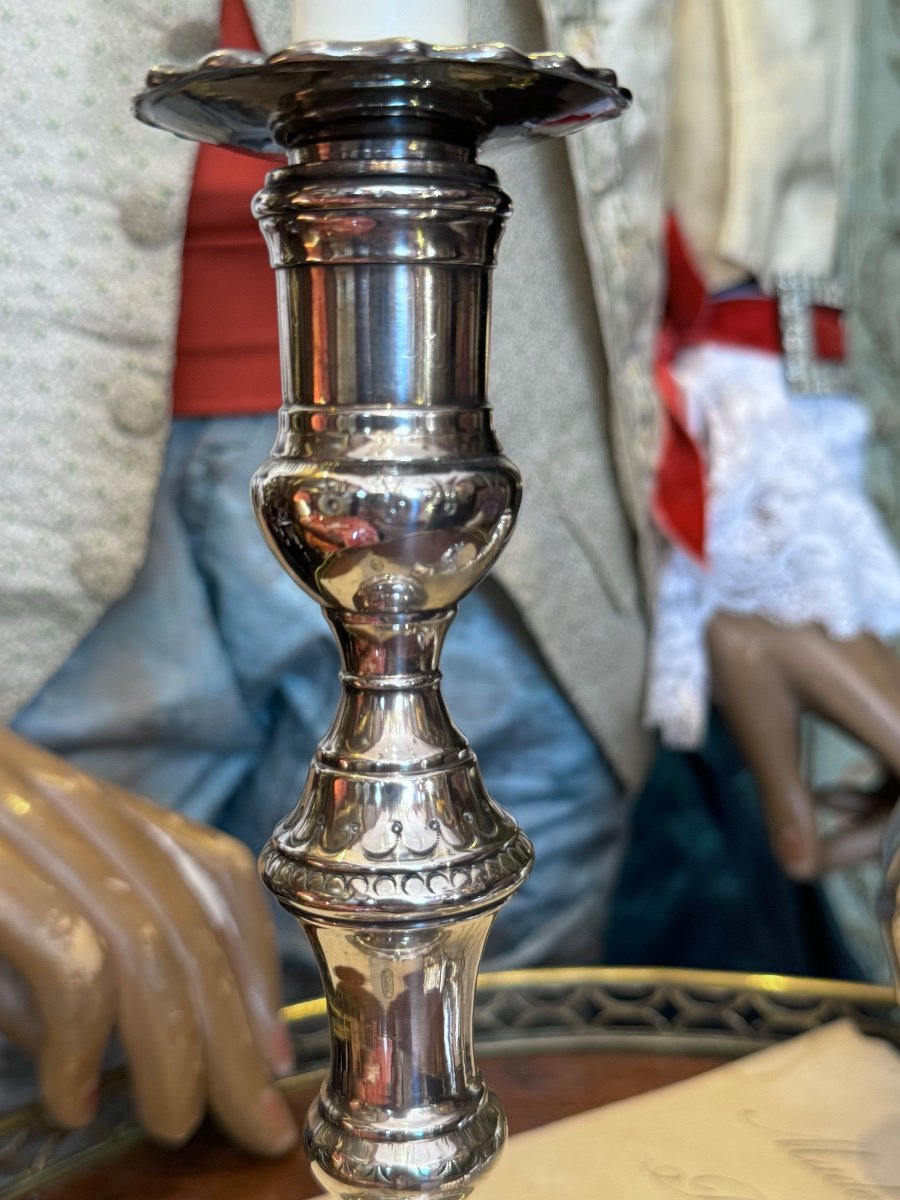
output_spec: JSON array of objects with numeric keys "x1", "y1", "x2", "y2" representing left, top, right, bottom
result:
[
  {"x1": 819, "y1": 810, "x2": 890, "y2": 872},
  {"x1": 815, "y1": 782, "x2": 898, "y2": 821},
  {"x1": 45, "y1": 776, "x2": 298, "y2": 1156},
  {"x1": 707, "y1": 615, "x2": 819, "y2": 879},
  {"x1": 116, "y1": 789, "x2": 288, "y2": 1074},
  {"x1": 174, "y1": 828, "x2": 293, "y2": 1077},
  {"x1": 815, "y1": 789, "x2": 884, "y2": 817},
  {"x1": 125, "y1": 791, "x2": 282, "y2": 1009},
  {"x1": 0, "y1": 843, "x2": 113, "y2": 1129},
  {"x1": 781, "y1": 630, "x2": 900, "y2": 781},
  {"x1": 0, "y1": 774, "x2": 205, "y2": 1144},
  {"x1": 754, "y1": 770, "x2": 821, "y2": 880},
  {"x1": 117, "y1": 829, "x2": 297, "y2": 1155},
  {"x1": 110, "y1": 811, "x2": 298, "y2": 1154},
  {"x1": 816, "y1": 779, "x2": 895, "y2": 864},
  {"x1": 0, "y1": 731, "x2": 294, "y2": 1150},
  {"x1": 7, "y1": 731, "x2": 286, "y2": 1063},
  {"x1": 188, "y1": 830, "x2": 292, "y2": 1074}
]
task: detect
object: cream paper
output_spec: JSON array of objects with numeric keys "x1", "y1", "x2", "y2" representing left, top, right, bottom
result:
[{"x1": 315, "y1": 1021, "x2": 900, "y2": 1198}]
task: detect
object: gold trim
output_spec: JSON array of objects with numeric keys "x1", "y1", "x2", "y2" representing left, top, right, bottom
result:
[
  {"x1": 280, "y1": 965, "x2": 896, "y2": 1023},
  {"x1": 281, "y1": 994, "x2": 327, "y2": 1023}
]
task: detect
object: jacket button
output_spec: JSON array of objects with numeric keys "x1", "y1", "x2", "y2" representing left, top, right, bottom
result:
[
  {"x1": 107, "y1": 375, "x2": 168, "y2": 436},
  {"x1": 164, "y1": 20, "x2": 219, "y2": 62},
  {"x1": 73, "y1": 530, "x2": 137, "y2": 604}
]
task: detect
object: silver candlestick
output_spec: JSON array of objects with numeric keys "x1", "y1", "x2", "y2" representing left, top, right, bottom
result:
[{"x1": 136, "y1": 41, "x2": 628, "y2": 1199}]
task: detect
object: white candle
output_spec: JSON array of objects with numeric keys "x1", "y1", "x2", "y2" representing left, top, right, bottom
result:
[{"x1": 291, "y1": 0, "x2": 468, "y2": 45}]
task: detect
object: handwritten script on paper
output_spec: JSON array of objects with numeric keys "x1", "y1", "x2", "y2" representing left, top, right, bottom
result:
[
  {"x1": 739, "y1": 1112, "x2": 900, "y2": 1199},
  {"x1": 643, "y1": 1165, "x2": 771, "y2": 1198},
  {"x1": 314, "y1": 1021, "x2": 900, "y2": 1199}
]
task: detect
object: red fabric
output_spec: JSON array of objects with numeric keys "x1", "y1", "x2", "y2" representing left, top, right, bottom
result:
[
  {"x1": 172, "y1": 0, "x2": 281, "y2": 418},
  {"x1": 651, "y1": 214, "x2": 846, "y2": 562},
  {"x1": 650, "y1": 217, "x2": 710, "y2": 561},
  {"x1": 813, "y1": 307, "x2": 845, "y2": 361}
]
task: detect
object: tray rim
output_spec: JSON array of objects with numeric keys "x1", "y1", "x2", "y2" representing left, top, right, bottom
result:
[
  {"x1": 1, "y1": 966, "x2": 895, "y2": 1199},
  {"x1": 281, "y1": 965, "x2": 898, "y2": 1025}
]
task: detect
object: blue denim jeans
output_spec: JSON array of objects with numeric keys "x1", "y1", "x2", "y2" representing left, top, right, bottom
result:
[{"x1": 13, "y1": 417, "x2": 625, "y2": 996}]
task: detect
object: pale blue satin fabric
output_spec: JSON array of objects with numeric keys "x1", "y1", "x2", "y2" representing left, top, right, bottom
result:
[{"x1": 13, "y1": 416, "x2": 626, "y2": 997}]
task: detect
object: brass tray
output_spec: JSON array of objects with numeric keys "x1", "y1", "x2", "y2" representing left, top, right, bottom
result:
[{"x1": 1, "y1": 967, "x2": 896, "y2": 1198}]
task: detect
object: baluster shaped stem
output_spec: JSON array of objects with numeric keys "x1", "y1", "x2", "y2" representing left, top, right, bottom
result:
[
  {"x1": 134, "y1": 42, "x2": 630, "y2": 1198},
  {"x1": 253, "y1": 131, "x2": 532, "y2": 1197}
]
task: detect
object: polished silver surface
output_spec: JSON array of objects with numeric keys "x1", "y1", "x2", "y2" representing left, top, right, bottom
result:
[
  {"x1": 135, "y1": 39, "x2": 630, "y2": 154},
  {"x1": 136, "y1": 43, "x2": 629, "y2": 1199},
  {"x1": 252, "y1": 129, "x2": 530, "y2": 1198},
  {"x1": 303, "y1": 917, "x2": 504, "y2": 1198}
]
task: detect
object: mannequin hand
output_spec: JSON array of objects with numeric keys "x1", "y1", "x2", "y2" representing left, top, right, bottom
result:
[
  {"x1": 0, "y1": 728, "x2": 297, "y2": 1155},
  {"x1": 707, "y1": 614, "x2": 900, "y2": 881}
]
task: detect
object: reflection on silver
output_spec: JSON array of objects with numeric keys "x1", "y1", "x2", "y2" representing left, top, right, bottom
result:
[{"x1": 136, "y1": 42, "x2": 629, "y2": 1199}]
